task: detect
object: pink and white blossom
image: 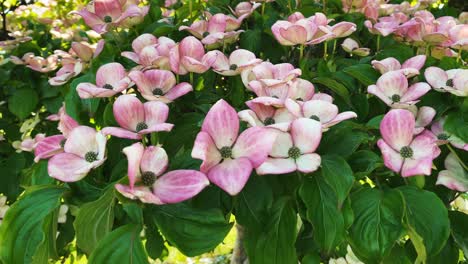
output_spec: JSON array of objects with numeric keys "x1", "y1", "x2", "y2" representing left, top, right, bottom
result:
[
  {"x1": 371, "y1": 55, "x2": 426, "y2": 77},
  {"x1": 430, "y1": 118, "x2": 468, "y2": 151},
  {"x1": 169, "y1": 36, "x2": 216, "y2": 75},
  {"x1": 206, "y1": 49, "x2": 262, "y2": 76},
  {"x1": 436, "y1": 153, "x2": 468, "y2": 192},
  {"x1": 424, "y1": 67, "x2": 468, "y2": 97},
  {"x1": 77, "y1": 63, "x2": 133, "y2": 98},
  {"x1": 121, "y1": 34, "x2": 176, "y2": 69}
]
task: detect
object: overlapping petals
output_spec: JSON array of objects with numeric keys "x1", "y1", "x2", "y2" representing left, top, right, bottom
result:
[
  {"x1": 372, "y1": 55, "x2": 426, "y2": 77},
  {"x1": 206, "y1": 49, "x2": 262, "y2": 76},
  {"x1": 121, "y1": 34, "x2": 176, "y2": 69},
  {"x1": 169, "y1": 36, "x2": 216, "y2": 75},
  {"x1": 424, "y1": 67, "x2": 468, "y2": 97},
  {"x1": 77, "y1": 63, "x2": 133, "y2": 98},
  {"x1": 436, "y1": 153, "x2": 468, "y2": 192}
]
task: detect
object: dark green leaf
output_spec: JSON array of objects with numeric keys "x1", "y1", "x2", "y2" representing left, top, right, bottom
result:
[
  {"x1": 349, "y1": 188, "x2": 404, "y2": 263},
  {"x1": 312, "y1": 77, "x2": 351, "y2": 105},
  {"x1": 74, "y1": 188, "x2": 115, "y2": 254},
  {"x1": 343, "y1": 64, "x2": 380, "y2": 86},
  {"x1": 318, "y1": 125, "x2": 368, "y2": 158},
  {"x1": 444, "y1": 112, "x2": 468, "y2": 143},
  {"x1": 88, "y1": 224, "x2": 148, "y2": 264},
  {"x1": 449, "y1": 211, "x2": 468, "y2": 257},
  {"x1": 8, "y1": 89, "x2": 39, "y2": 119},
  {"x1": 348, "y1": 150, "x2": 383, "y2": 178},
  {"x1": 320, "y1": 155, "x2": 354, "y2": 206}
]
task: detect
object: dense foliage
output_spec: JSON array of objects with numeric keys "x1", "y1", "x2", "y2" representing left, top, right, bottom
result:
[{"x1": 0, "y1": 0, "x2": 467, "y2": 263}]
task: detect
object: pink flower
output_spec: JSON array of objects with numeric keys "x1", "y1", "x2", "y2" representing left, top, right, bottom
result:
[
  {"x1": 367, "y1": 71, "x2": 431, "y2": 108},
  {"x1": 424, "y1": 67, "x2": 468, "y2": 97},
  {"x1": 49, "y1": 62, "x2": 84, "y2": 86},
  {"x1": 115, "y1": 143, "x2": 209, "y2": 204},
  {"x1": 271, "y1": 12, "x2": 333, "y2": 46},
  {"x1": 238, "y1": 100, "x2": 295, "y2": 132},
  {"x1": 436, "y1": 153, "x2": 468, "y2": 192},
  {"x1": 26, "y1": 55, "x2": 59, "y2": 73},
  {"x1": 19, "y1": 134, "x2": 46, "y2": 152},
  {"x1": 48, "y1": 126, "x2": 107, "y2": 182},
  {"x1": 47, "y1": 105, "x2": 80, "y2": 138},
  {"x1": 341, "y1": 38, "x2": 370, "y2": 56},
  {"x1": 285, "y1": 97, "x2": 357, "y2": 130},
  {"x1": 377, "y1": 109, "x2": 440, "y2": 177},
  {"x1": 71, "y1": 0, "x2": 149, "y2": 34},
  {"x1": 448, "y1": 24, "x2": 468, "y2": 51},
  {"x1": 430, "y1": 118, "x2": 468, "y2": 151},
  {"x1": 34, "y1": 135, "x2": 66, "y2": 162},
  {"x1": 169, "y1": 36, "x2": 215, "y2": 75},
  {"x1": 128, "y1": 69, "x2": 192, "y2": 103},
  {"x1": 205, "y1": 49, "x2": 262, "y2": 76},
  {"x1": 325, "y1": 22, "x2": 357, "y2": 39},
  {"x1": 191, "y1": 100, "x2": 277, "y2": 195},
  {"x1": 121, "y1": 34, "x2": 175, "y2": 69},
  {"x1": 365, "y1": 20, "x2": 400, "y2": 37},
  {"x1": 229, "y1": 2, "x2": 261, "y2": 17},
  {"x1": 77, "y1": 63, "x2": 133, "y2": 98},
  {"x1": 241, "y1": 61, "x2": 301, "y2": 88},
  {"x1": 101, "y1": 95, "x2": 174, "y2": 140},
  {"x1": 256, "y1": 118, "x2": 322, "y2": 175},
  {"x1": 371, "y1": 55, "x2": 426, "y2": 77}
]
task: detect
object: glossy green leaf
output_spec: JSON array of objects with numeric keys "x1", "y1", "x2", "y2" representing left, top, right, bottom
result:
[
  {"x1": 449, "y1": 210, "x2": 468, "y2": 257},
  {"x1": 8, "y1": 89, "x2": 39, "y2": 119},
  {"x1": 343, "y1": 64, "x2": 380, "y2": 86},
  {"x1": 88, "y1": 224, "x2": 148, "y2": 264},
  {"x1": 348, "y1": 150, "x2": 383, "y2": 178},
  {"x1": 149, "y1": 203, "x2": 233, "y2": 256},
  {"x1": 74, "y1": 188, "x2": 116, "y2": 254},
  {"x1": 312, "y1": 77, "x2": 351, "y2": 105},
  {"x1": 320, "y1": 155, "x2": 354, "y2": 206},
  {"x1": 444, "y1": 112, "x2": 468, "y2": 142},
  {"x1": 348, "y1": 188, "x2": 404, "y2": 263},
  {"x1": 0, "y1": 185, "x2": 66, "y2": 264},
  {"x1": 318, "y1": 125, "x2": 368, "y2": 158}
]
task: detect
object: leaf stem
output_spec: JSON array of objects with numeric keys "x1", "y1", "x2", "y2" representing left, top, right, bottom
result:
[
  {"x1": 447, "y1": 144, "x2": 468, "y2": 171},
  {"x1": 323, "y1": 41, "x2": 328, "y2": 60},
  {"x1": 299, "y1": 44, "x2": 304, "y2": 61},
  {"x1": 376, "y1": 35, "x2": 380, "y2": 52}
]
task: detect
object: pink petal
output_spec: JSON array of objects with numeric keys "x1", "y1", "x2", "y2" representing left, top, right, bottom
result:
[
  {"x1": 238, "y1": 109, "x2": 262, "y2": 128},
  {"x1": 270, "y1": 130, "x2": 293, "y2": 158},
  {"x1": 138, "y1": 123, "x2": 174, "y2": 135},
  {"x1": 121, "y1": 51, "x2": 140, "y2": 63},
  {"x1": 77, "y1": 83, "x2": 119, "y2": 98},
  {"x1": 415, "y1": 106, "x2": 436, "y2": 131},
  {"x1": 179, "y1": 36, "x2": 205, "y2": 61},
  {"x1": 296, "y1": 153, "x2": 321, "y2": 173},
  {"x1": 132, "y1": 33, "x2": 158, "y2": 54},
  {"x1": 290, "y1": 118, "x2": 322, "y2": 154},
  {"x1": 192, "y1": 131, "x2": 222, "y2": 173},
  {"x1": 330, "y1": 22, "x2": 356, "y2": 38},
  {"x1": 371, "y1": 58, "x2": 401, "y2": 74},
  {"x1": 48, "y1": 153, "x2": 92, "y2": 182},
  {"x1": 279, "y1": 25, "x2": 308, "y2": 45},
  {"x1": 256, "y1": 158, "x2": 297, "y2": 175},
  {"x1": 207, "y1": 157, "x2": 253, "y2": 195},
  {"x1": 181, "y1": 56, "x2": 210, "y2": 74},
  {"x1": 424, "y1": 67, "x2": 448, "y2": 90},
  {"x1": 400, "y1": 82, "x2": 431, "y2": 102},
  {"x1": 245, "y1": 100, "x2": 276, "y2": 122},
  {"x1": 232, "y1": 127, "x2": 277, "y2": 167},
  {"x1": 113, "y1": 95, "x2": 144, "y2": 131},
  {"x1": 272, "y1": 21, "x2": 296, "y2": 45},
  {"x1": 94, "y1": 0, "x2": 122, "y2": 20},
  {"x1": 64, "y1": 126, "x2": 99, "y2": 158},
  {"x1": 144, "y1": 101, "x2": 169, "y2": 126},
  {"x1": 123, "y1": 143, "x2": 144, "y2": 188},
  {"x1": 165, "y1": 82, "x2": 193, "y2": 101},
  {"x1": 376, "y1": 71, "x2": 408, "y2": 97},
  {"x1": 34, "y1": 135, "x2": 65, "y2": 162},
  {"x1": 101, "y1": 127, "x2": 141, "y2": 139},
  {"x1": 367, "y1": 84, "x2": 393, "y2": 105},
  {"x1": 377, "y1": 139, "x2": 403, "y2": 174},
  {"x1": 402, "y1": 55, "x2": 426, "y2": 71},
  {"x1": 71, "y1": 42, "x2": 94, "y2": 62},
  {"x1": 327, "y1": 111, "x2": 358, "y2": 128},
  {"x1": 202, "y1": 99, "x2": 239, "y2": 149},
  {"x1": 380, "y1": 109, "x2": 415, "y2": 150},
  {"x1": 96, "y1": 62, "x2": 127, "y2": 87},
  {"x1": 140, "y1": 146, "x2": 168, "y2": 177},
  {"x1": 302, "y1": 100, "x2": 338, "y2": 123},
  {"x1": 154, "y1": 170, "x2": 209, "y2": 204},
  {"x1": 207, "y1": 14, "x2": 227, "y2": 33}
]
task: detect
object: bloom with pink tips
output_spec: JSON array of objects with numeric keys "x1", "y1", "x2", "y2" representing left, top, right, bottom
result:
[
  {"x1": 436, "y1": 153, "x2": 468, "y2": 192},
  {"x1": 238, "y1": 100, "x2": 295, "y2": 132},
  {"x1": 371, "y1": 55, "x2": 426, "y2": 77},
  {"x1": 285, "y1": 98, "x2": 357, "y2": 130},
  {"x1": 169, "y1": 36, "x2": 215, "y2": 75},
  {"x1": 115, "y1": 143, "x2": 209, "y2": 204},
  {"x1": 377, "y1": 109, "x2": 440, "y2": 177},
  {"x1": 414, "y1": 106, "x2": 436, "y2": 135},
  {"x1": 121, "y1": 34, "x2": 175, "y2": 69},
  {"x1": 34, "y1": 135, "x2": 66, "y2": 162},
  {"x1": 256, "y1": 118, "x2": 322, "y2": 175},
  {"x1": 242, "y1": 62, "x2": 301, "y2": 89},
  {"x1": 48, "y1": 126, "x2": 107, "y2": 182},
  {"x1": 430, "y1": 118, "x2": 468, "y2": 151},
  {"x1": 77, "y1": 63, "x2": 133, "y2": 98},
  {"x1": 129, "y1": 69, "x2": 193, "y2": 103},
  {"x1": 206, "y1": 49, "x2": 262, "y2": 76},
  {"x1": 19, "y1": 133, "x2": 46, "y2": 152},
  {"x1": 424, "y1": 67, "x2": 468, "y2": 97},
  {"x1": 229, "y1": 2, "x2": 261, "y2": 18},
  {"x1": 101, "y1": 95, "x2": 174, "y2": 140},
  {"x1": 191, "y1": 100, "x2": 277, "y2": 195},
  {"x1": 341, "y1": 38, "x2": 370, "y2": 56},
  {"x1": 71, "y1": 0, "x2": 149, "y2": 34},
  {"x1": 367, "y1": 71, "x2": 431, "y2": 108}
]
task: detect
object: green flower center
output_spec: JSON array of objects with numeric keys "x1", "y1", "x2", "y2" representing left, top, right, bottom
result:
[
  {"x1": 104, "y1": 16, "x2": 112, "y2": 23},
  {"x1": 437, "y1": 133, "x2": 450, "y2": 140},
  {"x1": 400, "y1": 146, "x2": 413, "y2": 158},
  {"x1": 230, "y1": 64, "x2": 238, "y2": 71},
  {"x1": 136, "y1": 122, "x2": 148, "y2": 132},
  {"x1": 288, "y1": 146, "x2": 301, "y2": 159},
  {"x1": 85, "y1": 151, "x2": 98, "y2": 162},
  {"x1": 60, "y1": 139, "x2": 66, "y2": 148},
  {"x1": 220, "y1": 146, "x2": 233, "y2": 159},
  {"x1": 310, "y1": 115, "x2": 320, "y2": 121},
  {"x1": 203, "y1": 31, "x2": 210, "y2": 37},
  {"x1": 391, "y1": 94, "x2": 401, "y2": 103},
  {"x1": 152, "y1": 88, "x2": 164, "y2": 96},
  {"x1": 264, "y1": 117, "x2": 275, "y2": 126},
  {"x1": 103, "y1": 83, "x2": 114, "y2": 89},
  {"x1": 141, "y1": 171, "x2": 156, "y2": 186},
  {"x1": 446, "y1": 79, "x2": 453, "y2": 87}
]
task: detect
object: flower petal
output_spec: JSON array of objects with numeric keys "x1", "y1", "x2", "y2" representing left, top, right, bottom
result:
[
  {"x1": 48, "y1": 153, "x2": 92, "y2": 182},
  {"x1": 380, "y1": 109, "x2": 415, "y2": 150},
  {"x1": 232, "y1": 127, "x2": 277, "y2": 167},
  {"x1": 140, "y1": 146, "x2": 168, "y2": 177},
  {"x1": 64, "y1": 126, "x2": 99, "y2": 158},
  {"x1": 123, "y1": 142, "x2": 144, "y2": 188},
  {"x1": 377, "y1": 139, "x2": 403, "y2": 174},
  {"x1": 256, "y1": 158, "x2": 297, "y2": 175},
  {"x1": 400, "y1": 82, "x2": 431, "y2": 103},
  {"x1": 113, "y1": 95, "x2": 145, "y2": 131},
  {"x1": 207, "y1": 157, "x2": 253, "y2": 195},
  {"x1": 192, "y1": 131, "x2": 222, "y2": 173},
  {"x1": 296, "y1": 153, "x2": 321, "y2": 173},
  {"x1": 101, "y1": 127, "x2": 141, "y2": 139},
  {"x1": 154, "y1": 170, "x2": 209, "y2": 204},
  {"x1": 290, "y1": 118, "x2": 322, "y2": 154},
  {"x1": 165, "y1": 82, "x2": 193, "y2": 101},
  {"x1": 96, "y1": 62, "x2": 127, "y2": 87},
  {"x1": 202, "y1": 99, "x2": 239, "y2": 149},
  {"x1": 424, "y1": 67, "x2": 448, "y2": 90},
  {"x1": 34, "y1": 135, "x2": 65, "y2": 162}
]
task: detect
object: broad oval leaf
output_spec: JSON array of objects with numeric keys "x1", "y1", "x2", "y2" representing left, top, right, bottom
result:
[
  {"x1": 343, "y1": 64, "x2": 380, "y2": 86},
  {"x1": 88, "y1": 224, "x2": 148, "y2": 264},
  {"x1": 320, "y1": 155, "x2": 355, "y2": 206},
  {"x1": 8, "y1": 89, "x2": 39, "y2": 120}
]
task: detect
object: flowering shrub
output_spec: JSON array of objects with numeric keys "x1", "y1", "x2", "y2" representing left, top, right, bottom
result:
[{"x1": 0, "y1": 0, "x2": 467, "y2": 263}]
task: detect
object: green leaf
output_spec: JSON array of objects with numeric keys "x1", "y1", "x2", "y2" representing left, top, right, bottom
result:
[
  {"x1": 299, "y1": 176, "x2": 345, "y2": 253},
  {"x1": 32, "y1": 211, "x2": 59, "y2": 263},
  {"x1": 427, "y1": 237, "x2": 459, "y2": 264},
  {"x1": 320, "y1": 155, "x2": 354, "y2": 206},
  {"x1": 0, "y1": 185, "x2": 66, "y2": 264},
  {"x1": 74, "y1": 188, "x2": 116, "y2": 254},
  {"x1": 247, "y1": 197, "x2": 298, "y2": 264},
  {"x1": 149, "y1": 203, "x2": 233, "y2": 256},
  {"x1": 88, "y1": 224, "x2": 149, "y2": 264},
  {"x1": 240, "y1": 30, "x2": 262, "y2": 54},
  {"x1": 318, "y1": 125, "x2": 368, "y2": 158},
  {"x1": 382, "y1": 244, "x2": 412, "y2": 264},
  {"x1": 348, "y1": 188, "x2": 404, "y2": 263},
  {"x1": 444, "y1": 112, "x2": 468, "y2": 143},
  {"x1": 343, "y1": 64, "x2": 380, "y2": 86},
  {"x1": 348, "y1": 150, "x2": 383, "y2": 178},
  {"x1": 312, "y1": 77, "x2": 351, "y2": 105},
  {"x1": 8, "y1": 89, "x2": 39, "y2": 119},
  {"x1": 397, "y1": 186, "x2": 451, "y2": 262},
  {"x1": 144, "y1": 219, "x2": 165, "y2": 260},
  {"x1": 449, "y1": 211, "x2": 468, "y2": 257},
  {"x1": 20, "y1": 160, "x2": 55, "y2": 187}
]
